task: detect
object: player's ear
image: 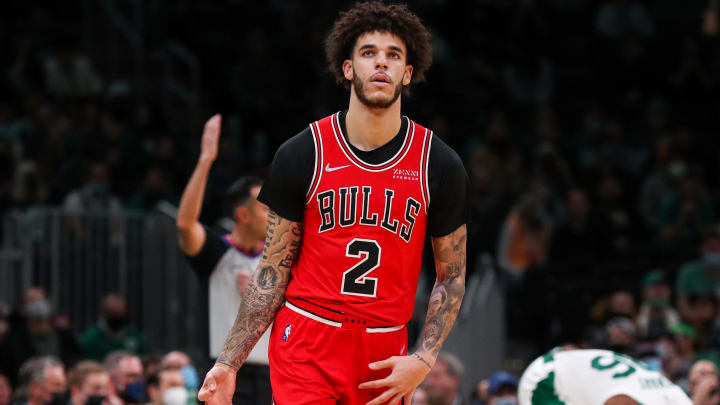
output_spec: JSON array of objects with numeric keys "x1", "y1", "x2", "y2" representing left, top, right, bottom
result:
[
  {"x1": 234, "y1": 206, "x2": 250, "y2": 224},
  {"x1": 343, "y1": 60, "x2": 353, "y2": 81},
  {"x1": 402, "y1": 65, "x2": 413, "y2": 86}
]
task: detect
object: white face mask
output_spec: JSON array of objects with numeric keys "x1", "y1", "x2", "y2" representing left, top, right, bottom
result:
[{"x1": 162, "y1": 387, "x2": 188, "y2": 405}]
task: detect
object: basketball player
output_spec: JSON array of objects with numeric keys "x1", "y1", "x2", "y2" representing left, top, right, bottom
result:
[
  {"x1": 176, "y1": 115, "x2": 271, "y2": 404},
  {"x1": 198, "y1": 2, "x2": 469, "y2": 404},
  {"x1": 518, "y1": 348, "x2": 692, "y2": 404}
]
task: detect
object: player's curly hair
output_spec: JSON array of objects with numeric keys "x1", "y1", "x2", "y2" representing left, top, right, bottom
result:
[{"x1": 325, "y1": 1, "x2": 433, "y2": 94}]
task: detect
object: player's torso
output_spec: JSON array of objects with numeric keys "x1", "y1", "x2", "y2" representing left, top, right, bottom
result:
[
  {"x1": 554, "y1": 350, "x2": 691, "y2": 405},
  {"x1": 286, "y1": 112, "x2": 432, "y2": 325}
]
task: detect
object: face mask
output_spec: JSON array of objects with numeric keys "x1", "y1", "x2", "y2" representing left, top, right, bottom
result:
[
  {"x1": 105, "y1": 315, "x2": 129, "y2": 332},
  {"x1": 49, "y1": 391, "x2": 69, "y2": 405},
  {"x1": 705, "y1": 253, "x2": 720, "y2": 266},
  {"x1": 180, "y1": 365, "x2": 199, "y2": 391},
  {"x1": 85, "y1": 395, "x2": 106, "y2": 405},
  {"x1": 493, "y1": 397, "x2": 518, "y2": 405},
  {"x1": 648, "y1": 298, "x2": 669, "y2": 309},
  {"x1": 162, "y1": 387, "x2": 188, "y2": 405},
  {"x1": 122, "y1": 380, "x2": 146, "y2": 404}
]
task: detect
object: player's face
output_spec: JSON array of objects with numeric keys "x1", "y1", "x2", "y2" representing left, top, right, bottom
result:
[{"x1": 343, "y1": 31, "x2": 413, "y2": 109}]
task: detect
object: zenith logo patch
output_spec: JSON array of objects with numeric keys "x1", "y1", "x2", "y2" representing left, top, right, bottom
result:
[
  {"x1": 282, "y1": 324, "x2": 292, "y2": 341},
  {"x1": 325, "y1": 164, "x2": 350, "y2": 172},
  {"x1": 392, "y1": 168, "x2": 419, "y2": 181}
]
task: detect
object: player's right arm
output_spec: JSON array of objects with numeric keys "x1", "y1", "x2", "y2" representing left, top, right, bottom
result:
[
  {"x1": 197, "y1": 210, "x2": 301, "y2": 405},
  {"x1": 176, "y1": 114, "x2": 221, "y2": 256}
]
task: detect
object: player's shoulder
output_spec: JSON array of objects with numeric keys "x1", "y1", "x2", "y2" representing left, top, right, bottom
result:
[
  {"x1": 275, "y1": 125, "x2": 315, "y2": 159},
  {"x1": 422, "y1": 132, "x2": 465, "y2": 179}
]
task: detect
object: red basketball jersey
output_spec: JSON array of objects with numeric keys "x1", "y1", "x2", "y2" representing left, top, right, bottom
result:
[{"x1": 285, "y1": 112, "x2": 432, "y2": 326}]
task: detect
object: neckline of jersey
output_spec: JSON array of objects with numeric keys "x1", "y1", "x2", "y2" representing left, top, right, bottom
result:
[
  {"x1": 335, "y1": 110, "x2": 411, "y2": 169},
  {"x1": 222, "y1": 234, "x2": 263, "y2": 258}
]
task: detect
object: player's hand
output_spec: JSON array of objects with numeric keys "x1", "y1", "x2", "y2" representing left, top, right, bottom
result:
[
  {"x1": 358, "y1": 353, "x2": 433, "y2": 405},
  {"x1": 200, "y1": 114, "x2": 222, "y2": 162},
  {"x1": 198, "y1": 363, "x2": 237, "y2": 405}
]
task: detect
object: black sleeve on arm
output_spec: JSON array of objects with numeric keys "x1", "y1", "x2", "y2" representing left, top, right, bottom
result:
[
  {"x1": 427, "y1": 136, "x2": 470, "y2": 237},
  {"x1": 185, "y1": 227, "x2": 228, "y2": 277},
  {"x1": 257, "y1": 127, "x2": 315, "y2": 222}
]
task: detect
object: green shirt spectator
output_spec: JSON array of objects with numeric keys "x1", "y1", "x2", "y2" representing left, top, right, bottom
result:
[{"x1": 79, "y1": 294, "x2": 148, "y2": 361}]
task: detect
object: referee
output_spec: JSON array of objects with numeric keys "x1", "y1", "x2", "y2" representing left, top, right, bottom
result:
[{"x1": 176, "y1": 114, "x2": 271, "y2": 405}]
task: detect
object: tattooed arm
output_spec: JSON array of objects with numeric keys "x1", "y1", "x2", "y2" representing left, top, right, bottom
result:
[
  {"x1": 198, "y1": 210, "x2": 301, "y2": 404},
  {"x1": 416, "y1": 224, "x2": 467, "y2": 365},
  {"x1": 216, "y1": 209, "x2": 302, "y2": 370},
  {"x1": 359, "y1": 224, "x2": 466, "y2": 405}
]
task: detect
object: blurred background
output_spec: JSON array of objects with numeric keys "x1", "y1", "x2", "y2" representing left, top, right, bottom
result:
[{"x1": 1, "y1": 0, "x2": 720, "y2": 404}]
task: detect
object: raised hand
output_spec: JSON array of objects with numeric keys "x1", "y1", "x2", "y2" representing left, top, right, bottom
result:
[{"x1": 200, "y1": 114, "x2": 222, "y2": 162}]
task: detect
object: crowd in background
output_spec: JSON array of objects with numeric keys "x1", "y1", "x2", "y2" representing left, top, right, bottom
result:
[{"x1": 3, "y1": 0, "x2": 720, "y2": 404}]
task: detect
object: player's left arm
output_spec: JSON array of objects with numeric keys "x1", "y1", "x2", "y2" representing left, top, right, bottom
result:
[{"x1": 359, "y1": 225, "x2": 466, "y2": 405}]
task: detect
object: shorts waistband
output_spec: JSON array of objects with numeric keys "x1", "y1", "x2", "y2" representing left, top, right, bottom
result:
[{"x1": 283, "y1": 300, "x2": 403, "y2": 333}]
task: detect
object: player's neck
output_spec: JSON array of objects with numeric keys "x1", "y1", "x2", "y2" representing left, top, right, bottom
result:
[
  {"x1": 229, "y1": 227, "x2": 262, "y2": 255},
  {"x1": 346, "y1": 95, "x2": 402, "y2": 151}
]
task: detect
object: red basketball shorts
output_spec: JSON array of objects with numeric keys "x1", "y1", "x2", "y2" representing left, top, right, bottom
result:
[{"x1": 268, "y1": 300, "x2": 408, "y2": 405}]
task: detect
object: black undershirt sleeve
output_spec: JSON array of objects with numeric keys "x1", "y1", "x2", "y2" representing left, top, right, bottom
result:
[
  {"x1": 257, "y1": 127, "x2": 315, "y2": 222},
  {"x1": 427, "y1": 136, "x2": 471, "y2": 237},
  {"x1": 185, "y1": 227, "x2": 228, "y2": 278}
]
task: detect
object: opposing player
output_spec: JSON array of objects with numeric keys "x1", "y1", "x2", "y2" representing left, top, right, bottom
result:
[
  {"x1": 519, "y1": 348, "x2": 692, "y2": 404},
  {"x1": 198, "y1": 2, "x2": 469, "y2": 405}
]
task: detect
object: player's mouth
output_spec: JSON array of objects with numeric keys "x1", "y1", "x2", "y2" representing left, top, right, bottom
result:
[{"x1": 369, "y1": 73, "x2": 392, "y2": 87}]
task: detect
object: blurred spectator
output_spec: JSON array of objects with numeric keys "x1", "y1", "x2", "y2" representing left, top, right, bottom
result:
[
  {"x1": 67, "y1": 361, "x2": 116, "y2": 405},
  {"x1": 160, "y1": 352, "x2": 198, "y2": 403},
  {"x1": 682, "y1": 294, "x2": 718, "y2": 350},
  {"x1": 595, "y1": 0, "x2": 655, "y2": 38},
  {"x1": 497, "y1": 186, "x2": 553, "y2": 276},
  {"x1": 0, "y1": 302, "x2": 9, "y2": 343},
  {"x1": 145, "y1": 368, "x2": 186, "y2": 405},
  {"x1": 689, "y1": 360, "x2": 720, "y2": 405},
  {"x1": 593, "y1": 172, "x2": 637, "y2": 256},
  {"x1": 0, "y1": 299, "x2": 80, "y2": 384},
  {"x1": 486, "y1": 371, "x2": 518, "y2": 405},
  {"x1": 62, "y1": 162, "x2": 121, "y2": 214},
  {"x1": 125, "y1": 167, "x2": 177, "y2": 211},
  {"x1": 103, "y1": 352, "x2": 144, "y2": 405},
  {"x1": 0, "y1": 372, "x2": 11, "y2": 405},
  {"x1": 605, "y1": 317, "x2": 637, "y2": 356},
  {"x1": 42, "y1": 39, "x2": 103, "y2": 98},
  {"x1": 423, "y1": 352, "x2": 468, "y2": 405},
  {"x1": 636, "y1": 270, "x2": 680, "y2": 340},
  {"x1": 469, "y1": 378, "x2": 488, "y2": 405},
  {"x1": 412, "y1": 385, "x2": 430, "y2": 405},
  {"x1": 79, "y1": 294, "x2": 147, "y2": 361},
  {"x1": 658, "y1": 173, "x2": 715, "y2": 245},
  {"x1": 12, "y1": 356, "x2": 66, "y2": 405},
  {"x1": 549, "y1": 188, "x2": 600, "y2": 266},
  {"x1": 638, "y1": 158, "x2": 687, "y2": 230},
  {"x1": 141, "y1": 355, "x2": 163, "y2": 380},
  {"x1": 677, "y1": 229, "x2": 720, "y2": 319},
  {"x1": 668, "y1": 322, "x2": 698, "y2": 388}
]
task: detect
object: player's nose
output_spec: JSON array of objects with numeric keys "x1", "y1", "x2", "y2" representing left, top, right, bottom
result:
[{"x1": 374, "y1": 52, "x2": 389, "y2": 70}]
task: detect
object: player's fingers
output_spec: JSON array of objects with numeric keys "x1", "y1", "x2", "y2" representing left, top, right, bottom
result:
[
  {"x1": 403, "y1": 389, "x2": 415, "y2": 404},
  {"x1": 197, "y1": 374, "x2": 217, "y2": 400},
  {"x1": 358, "y1": 377, "x2": 392, "y2": 390},
  {"x1": 204, "y1": 114, "x2": 221, "y2": 135},
  {"x1": 365, "y1": 388, "x2": 397, "y2": 405},
  {"x1": 389, "y1": 392, "x2": 404, "y2": 405},
  {"x1": 369, "y1": 356, "x2": 397, "y2": 370}
]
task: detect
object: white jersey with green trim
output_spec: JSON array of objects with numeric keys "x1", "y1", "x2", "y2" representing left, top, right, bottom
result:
[{"x1": 518, "y1": 349, "x2": 692, "y2": 405}]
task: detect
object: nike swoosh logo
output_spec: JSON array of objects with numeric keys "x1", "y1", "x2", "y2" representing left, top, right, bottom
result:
[{"x1": 325, "y1": 164, "x2": 350, "y2": 172}]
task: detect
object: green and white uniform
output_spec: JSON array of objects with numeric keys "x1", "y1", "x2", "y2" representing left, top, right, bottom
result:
[{"x1": 518, "y1": 349, "x2": 691, "y2": 405}]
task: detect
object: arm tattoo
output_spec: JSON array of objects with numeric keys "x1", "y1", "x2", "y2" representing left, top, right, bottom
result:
[
  {"x1": 413, "y1": 352, "x2": 432, "y2": 370},
  {"x1": 216, "y1": 210, "x2": 302, "y2": 371},
  {"x1": 417, "y1": 225, "x2": 466, "y2": 360}
]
